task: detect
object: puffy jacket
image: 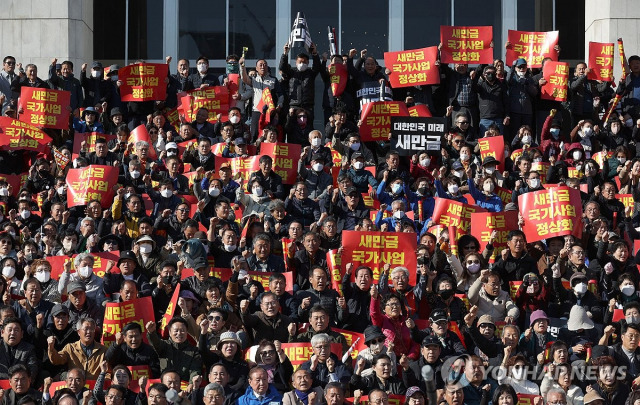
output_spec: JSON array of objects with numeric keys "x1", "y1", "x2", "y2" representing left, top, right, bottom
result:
[
  {"x1": 279, "y1": 53, "x2": 321, "y2": 108},
  {"x1": 507, "y1": 71, "x2": 537, "y2": 115},
  {"x1": 105, "y1": 341, "x2": 161, "y2": 378},
  {"x1": 147, "y1": 331, "x2": 202, "y2": 381},
  {"x1": 370, "y1": 296, "x2": 420, "y2": 360},
  {"x1": 237, "y1": 385, "x2": 283, "y2": 405},
  {"x1": 468, "y1": 276, "x2": 520, "y2": 320},
  {"x1": 0, "y1": 340, "x2": 39, "y2": 380}
]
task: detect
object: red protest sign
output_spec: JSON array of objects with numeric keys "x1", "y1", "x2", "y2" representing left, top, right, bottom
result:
[
  {"x1": 329, "y1": 63, "x2": 348, "y2": 97},
  {"x1": 326, "y1": 249, "x2": 343, "y2": 295},
  {"x1": 384, "y1": 47, "x2": 440, "y2": 88},
  {"x1": 432, "y1": 197, "x2": 486, "y2": 234},
  {"x1": 517, "y1": 394, "x2": 543, "y2": 405},
  {"x1": 332, "y1": 327, "x2": 366, "y2": 361},
  {"x1": 618, "y1": 38, "x2": 630, "y2": 81},
  {"x1": 494, "y1": 186, "x2": 513, "y2": 206},
  {"x1": 518, "y1": 186, "x2": 583, "y2": 242},
  {"x1": 159, "y1": 284, "x2": 180, "y2": 338},
  {"x1": 102, "y1": 296, "x2": 155, "y2": 347},
  {"x1": 119, "y1": 63, "x2": 169, "y2": 102},
  {"x1": 341, "y1": 231, "x2": 417, "y2": 283},
  {"x1": 48, "y1": 380, "x2": 97, "y2": 398},
  {"x1": 440, "y1": 26, "x2": 493, "y2": 64},
  {"x1": 66, "y1": 165, "x2": 119, "y2": 208},
  {"x1": 471, "y1": 211, "x2": 518, "y2": 263},
  {"x1": 165, "y1": 107, "x2": 181, "y2": 131},
  {"x1": 47, "y1": 251, "x2": 120, "y2": 281},
  {"x1": 530, "y1": 162, "x2": 550, "y2": 183},
  {"x1": 588, "y1": 42, "x2": 615, "y2": 82},
  {"x1": 408, "y1": 104, "x2": 432, "y2": 117},
  {"x1": 345, "y1": 395, "x2": 405, "y2": 405},
  {"x1": 359, "y1": 101, "x2": 409, "y2": 142},
  {"x1": 129, "y1": 125, "x2": 158, "y2": 160},
  {"x1": 0, "y1": 117, "x2": 52, "y2": 153},
  {"x1": 616, "y1": 194, "x2": 634, "y2": 211},
  {"x1": 258, "y1": 142, "x2": 302, "y2": 185},
  {"x1": 255, "y1": 88, "x2": 276, "y2": 132},
  {"x1": 181, "y1": 86, "x2": 229, "y2": 124},
  {"x1": 280, "y1": 342, "x2": 342, "y2": 369},
  {"x1": 226, "y1": 73, "x2": 240, "y2": 104},
  {"x1": 541, "y1": 61, "x2": 569, "y2": 102},
  {"x1": 18, "y1": 87, "x2": 70, "y2": 129},
  {"x1": 506, "y1": 30, "x2": 559, "y2": 68},
  {"x1": 72, "y1": 132, "x2": 116, "y2": 160},
  {"x1": 477, "y1": 136, "x2": 505, "y2": 171},
  {"x1": 215, "y1": 156, "x2": 260, "y2": 184},
  {"x1": 52, "y1": 146, "x2": 70, "y2": 171},
  {"x1": 0, "y1": 173, "x2": 27, "y2": 197}
]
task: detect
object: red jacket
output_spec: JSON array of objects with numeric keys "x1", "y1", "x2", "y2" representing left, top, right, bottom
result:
[{"x1": 370, "y1": 295, "x2": 420, "y2": 360}]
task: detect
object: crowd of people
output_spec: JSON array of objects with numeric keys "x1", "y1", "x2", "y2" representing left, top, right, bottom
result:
[{"x1": 0, "y1": 28, "x2": 639, "y2": 405}]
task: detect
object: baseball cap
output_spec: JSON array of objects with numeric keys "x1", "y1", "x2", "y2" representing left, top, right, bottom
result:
[
  {"x1": 52, "y1": 303, "x2": 69, "y2": 317},
  {"x1": 67, "y1": 281, "x2": 86, "y2": 294},
  {"x1": 515, "y1": 58, "x2": 527, "y2": 67}
]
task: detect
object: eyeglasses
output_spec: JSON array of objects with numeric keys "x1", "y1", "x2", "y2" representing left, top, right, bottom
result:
[
  {"x1": 386, "y1": 301, "x2": 401, "y2": 308},
  {"x1": 176, "y1": 208, "x2": 190, "y2": 212},
  {"x1": 466, "y1": 260, "x2": 480, "y2": 265},
  {"x1": 262, "y1": 301, "x2": 277, "y2": 307},
  {"x1": 369, "y1": 338, "x2": 385, "y2": 345},
  {"x1": 208, "y1": 315, "x2": 222, "y2": 322},
  {"x1": 106, "y1": 395, "x2": 123, "y2": 401},
  {"x1": 260, "y1": 349, "x2": 276, "y2": 356}
]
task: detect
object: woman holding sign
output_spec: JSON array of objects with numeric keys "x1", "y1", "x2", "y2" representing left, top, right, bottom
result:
[{"x1": 466, "y1": 167, "x2": 503, "y2": 212}]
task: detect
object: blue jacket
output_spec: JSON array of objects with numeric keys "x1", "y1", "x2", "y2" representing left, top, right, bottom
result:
[
  {"x1": 237, "y1": 385, "x2": 282, "y2": 405},
  {"x1": 73, "y1": 117, "x2": 105, "y2": 133},
  {"x1": 375, "y1": 180, "x2": 409, "y2": 207},
  {"x1": 467, "y1": 179, "x2": 503, "y2": 212},
  {"x1": 434, "y1": 179, "x2": 468, "y2": 204},
  {"x1": 339, "y1": 167, "x2": 378, "y2": 193}
]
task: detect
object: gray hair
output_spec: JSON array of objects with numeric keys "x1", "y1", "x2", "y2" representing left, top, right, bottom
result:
[
  {"x1": 310, "y1": 333, "x2": 330, "y2": 347},
  {"x1": 135, "y1": 140, "x2": 149, "y2": 149},
  {"x1": 252, "y1": 233, "x2": 271, "y2": 247},
  {"x1": 391, "y1": 266, "x2": 409, "y2": 280},
  {"x1": 546, "y1": 388, "x2": 567, "y2": 404},
  {"x1": 80, "y1": 217, "x2": 95, "y2": 227},
  {"x1": 392, "y1": 200, "x2": 405, "y2": 210},
  {"x1": 501, "y1": 324, "x2": 520, "y2": 338},
  {"x1": 203, "y1": 383, "x2": 225, "y2": 397},
  {"x1": 76, "y1": 317, "x2": 96, "y2": 331},
  {"x1": 74, "y1": 253, "x2": 95, "y2": 268}
]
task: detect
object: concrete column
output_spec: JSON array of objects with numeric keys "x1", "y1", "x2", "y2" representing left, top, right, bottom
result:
[{"x1": 0, "y1": 0, "x2": 93, "y2": 73}]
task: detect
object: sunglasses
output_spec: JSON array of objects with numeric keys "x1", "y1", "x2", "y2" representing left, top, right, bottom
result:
[
  {"x1": 457, "y1": 121, "x2": 469, "y2": 125},
  {"x1": 453, "y1": 140, "x2": 463, "y2": 144},
  {"x1": 368, "y1": 338, "x2": 385, "y2": 345},
  {"x1": 466, "y1": 260, "x2": 480, "y2": 265},
  {"x1": 260, "y1": 349, "x2": 276, "y2": 356},
  {"x1": 208, "y1": 315, "x2": 222, "y2": 322}
]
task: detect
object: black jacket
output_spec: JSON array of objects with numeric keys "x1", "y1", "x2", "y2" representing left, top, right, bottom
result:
[
  {"x1": 103, "y1": 269, "x2": 153, "y2": 297},
  {"x1": 279, "y1": 53, "x2": 321, "y2": 108},
  {"x1": 0, "y1": 340, "x2": 39, "y2": 380},
  {"x1": 292, "y1": 249, "x2": 328, "y2": 290},
  {"x1": 187, "y1": 72, "x2": 220, "y2": 90},
  {"x1": 350, "y1": 373, "x2": 406, "y2": 396},
  {"x1": 246, "y1": 170, "x2": 285, "y2": 200},
  {"x1": 472, "y1": 74, "x2": 509, "y2": 119},
  {"x1": 105, "y1": 341, "x2": 161, "y2": 378}
]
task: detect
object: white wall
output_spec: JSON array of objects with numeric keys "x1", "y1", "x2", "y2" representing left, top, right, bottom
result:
[{"x1": 0, "y1": 0, "x2": 93, "y2": 75}]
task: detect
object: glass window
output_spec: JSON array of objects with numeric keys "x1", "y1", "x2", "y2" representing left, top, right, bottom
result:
[
  {"x1": 290, "y1": 0, "x2": 340, "y2": 57},
  {"x1": 229, "y1": 0, "x2": 277, "y2": 60},
  {"x1": 179, "y1": 0, "x2": 226, "y2": 60},
  {"x1": 94, "y1": 0, "x2": 164, "y2": 61},
  {"x1": 404, "y1": 0, "x2": 452, "y2": 51},
  {"x1": 341, "y1": 0, "x2": 388, "y2": 60},
  {"x1": 517, "y1": 0, "x2": 535, "y2": 32},
  {"x1": 454, "y1": 0, "x2": 502, "y2": 63}
]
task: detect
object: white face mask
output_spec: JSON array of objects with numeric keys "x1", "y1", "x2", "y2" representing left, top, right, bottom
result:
[
  {"x1": 581, "y1": 127, "x2": 593, "y2": 138},
  {"x1": 448, "y1": 184, "x2": 459, "y2": 195},
  {"x1": 124, "y1": 192, "x2": 132, "y2": 200},
  {"x1": 369, "y1": 342, "x2": 384, "y2": 355},
  {"x1": 297, "y1": 63, "x2": 309, "y2": 72},
  {"x1": 393, "y1": 211, "x2": 404, "y2": 220},
  {"x1": 229, "y1": 115, "x2": 240, "y2": 124},
  {"x1": 353, "y1": 161, "x2": 364, "y2": 170},
  {"x1": 521, "y1": 135, "x2": 532, "y2": 145},
  {"x1": 350, "y1": 142, "x2": 361, "y2": 151},
  {"x1": 63, "y1": 240, "x2": 76, "y2": 252},
  {"x1": 533, "y1": 157, "x2": 543, "y2": 163},
  {"x1": 528, "y1": 179, "x2": 541, "y2": 189},
  {"x1": 35, "y1": 271, "x2": 51, "y2": 284},
  {"x1": 391, "y1": 183, "x2": 403, "y2": 195},
  {"x1": 91, "y1": 70, "x2": 102, "y2": 79},
  {"x1": 77, "y1": 265, "x2": 92, "y2": 279},
  {"x1": 626, "y1": 315, "x2": 640, "y2": 324},
  {"x1": 467, "y1": 263, "x2": 481, "y2": 273},
  {"x1": 574, "y1": 282, "x2": 587, "y2": 295},
  {"x1": 167, "y1": 150, "x2": 177, "y2": 157},
  {"x1": 460, "y1": 153, "x2": 469, "y2": 161},
  {"x1": 453, "y1": 170, "x2": 463, "y2": 179},
  {"x1": 130, "y1": 170, "x2": 141, "y2": 179},
  {"x1": 618, "y1": 157, "x2": 627, "y2": 164},
  {"x1": 420, "y1": 158, "x2": 430, "y2": 167},
  {"x1": 209, "y1": 188, "x2": 220, "y2": 197},
  {"x1": 483, "y1": 182, "x2": 495, "y2": 193},
  {"x1": 197, "y1": 63, "x2": 208, "y2": 73},
  {"x1": 160, "y1": 189, "x2": 172, "y2": 198},
  {"x1": 485, "y1": 167, "x2": 495, "y2": 175},
  {"x1": 572, "y1": 150, "x2": 582, "y2": 161},
  {"x1": 312, "y1": 163, "x2": 324, "y2": 172},
  {"x1": 139, "y1": 243, "x2": 152, "y2": 254},
  {"x1": 311, "y1": 138, "x2": 322, "y2": 147},
  {"x1": 621, "y1": 285, "x2": 636, "y2": 297},
  {"x1": 224, "y1": 244, "x2": 237, "y2": 252},
  {"x1": 2, "y1": 266, "x2": 15, "y2": 278},
  {"x1": 57, "y1": 186, "x2": 65, "y2": 195},
  {"x1": 20, "y1": 210, "x2": 30, "y2": 219},
  {"x1": 253, "y1": 187, "x2": 263, "y2": 197},
  {"x1": 0, "y1": 188, "x2": 8, "y2": 197},
  {"x1": 517, "y1": 70, "x2": 526, "y2": 78}
]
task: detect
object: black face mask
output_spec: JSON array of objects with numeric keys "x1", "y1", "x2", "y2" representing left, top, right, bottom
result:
[
  {"x1": 485, "y1": 73, "x2": 495, "y2": 82},
  {"x1": 418, "y1": 187, "x2": 428, "y2": 196},
  {"x1": 439, "y1": 289, "x2": 454, "y2": 300}
]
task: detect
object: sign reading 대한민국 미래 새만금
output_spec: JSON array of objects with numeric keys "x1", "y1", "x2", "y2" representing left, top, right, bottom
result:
[{"x1": 390, "y1": 116, "x2": 445, "y2": 156}]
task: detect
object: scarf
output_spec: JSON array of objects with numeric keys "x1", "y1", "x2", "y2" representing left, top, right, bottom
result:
[
  {"x1": 199, "y1": 153, "x2": 212, "y2": 164},
  {"x1": 598, "y1": 380, "x2": 619, "y2": 401},
  {"x1": 294, "y1": 389, "x2": 310, "y2": 405},
  {"x1": 261, "y1": 363, "x2": 275, "y2": 383},
  {"x1": 535, "y1": 332, "x2": 546, "y2": 349}
]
